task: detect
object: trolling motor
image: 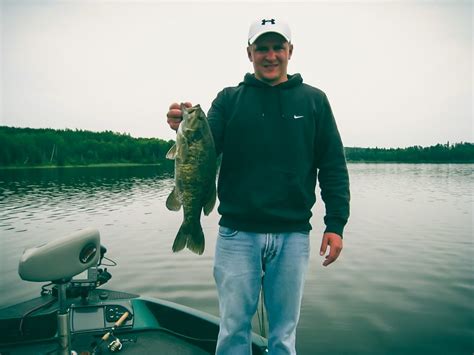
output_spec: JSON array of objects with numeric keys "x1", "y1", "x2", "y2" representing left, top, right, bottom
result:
[{"x1": 18, "y1": 228, "x2": 102, "y2": 355}]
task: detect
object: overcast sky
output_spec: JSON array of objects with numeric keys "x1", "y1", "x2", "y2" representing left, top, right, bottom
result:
[{"x1": 1, "y1": 0, "x2": 472, "y2": 148}]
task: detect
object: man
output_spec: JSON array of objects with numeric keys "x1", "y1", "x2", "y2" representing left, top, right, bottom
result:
[{"x1": 167, "y1": 18, "x2": 350, "y2": 355}]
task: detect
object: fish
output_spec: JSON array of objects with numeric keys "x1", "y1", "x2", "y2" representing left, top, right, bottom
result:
[{"x1": 165, "y1": 104, "x2": 217, "y2": 255}]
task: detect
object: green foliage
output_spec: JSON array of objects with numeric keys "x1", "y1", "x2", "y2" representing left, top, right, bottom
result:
[
  {"x1": 0, "y1": 126, "x2": 174, "y2": 167},
  {"x1": 0, "y1": 127, "x2": 472, "y2": 167},
  {"x1": 344, "y1": 142, "x2": 474, "y2": 163}
]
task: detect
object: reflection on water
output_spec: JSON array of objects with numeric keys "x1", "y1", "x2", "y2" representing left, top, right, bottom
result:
[
  {"x1": 0, "y1": 164, "x2": 472, "y2": 354},
  {"x1": 1, "y1": 166, "x2": 174, "y2": 233}
]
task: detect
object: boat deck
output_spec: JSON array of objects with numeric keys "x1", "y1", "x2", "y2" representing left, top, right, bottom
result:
[
  {"x1": 0, "y1": 289, "x2": 267, "y2": 354},
  {"x1": 0, "y1": 329, "x2": 211, "y2": 354}
]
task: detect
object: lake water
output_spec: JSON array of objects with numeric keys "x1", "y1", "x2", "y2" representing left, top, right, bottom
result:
[{"x1": 0, "y1": 164, "x2": 472, "y2": 354}]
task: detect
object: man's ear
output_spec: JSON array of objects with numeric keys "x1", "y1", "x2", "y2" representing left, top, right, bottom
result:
[
  {"x1": 288, "y1": 43, "x2": 294, "y2": 60},
  {"x1": 247, "y1": 46, "x2": 253, "y2": 62}
]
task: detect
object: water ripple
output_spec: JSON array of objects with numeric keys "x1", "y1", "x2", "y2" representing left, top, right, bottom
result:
[{"x1": 1, "y1": 164, "x2": 472, "y2": 354}]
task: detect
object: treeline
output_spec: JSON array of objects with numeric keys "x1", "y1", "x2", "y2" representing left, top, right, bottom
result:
[
  {"x1": 0, "y1": 126, "x2": 174, "y2": 167},
  {"x1": 0, "y1": 126, "x2": 472, "y2": 167},
  {"x1": 345, "y1": 143, "x2": 473, "y2": 163}
]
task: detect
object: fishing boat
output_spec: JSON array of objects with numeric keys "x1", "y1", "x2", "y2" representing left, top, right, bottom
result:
[{"x1": 0, "y1": 228, "x2": 268, "y2": 354}]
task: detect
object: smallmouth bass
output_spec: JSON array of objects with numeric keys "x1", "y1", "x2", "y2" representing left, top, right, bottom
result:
[{"x1": 166, "y1": 104, "x2": 217, "y2": 255}]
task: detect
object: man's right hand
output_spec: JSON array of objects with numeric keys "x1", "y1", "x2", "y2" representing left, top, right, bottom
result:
[{"x1": 167, "y1": 102, "x2": 192, "y2": 131}]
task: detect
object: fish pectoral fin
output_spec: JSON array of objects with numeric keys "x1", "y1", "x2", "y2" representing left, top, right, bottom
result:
[
  {"x1": 166, "y1": 144, "x2": 177, "y2": 160},
  {"x1": 166, "y1": 187, "x2": 182, "y2": 211},
  {"x1": 203, "y1": 183, "x2": 217, "y2": 216}
]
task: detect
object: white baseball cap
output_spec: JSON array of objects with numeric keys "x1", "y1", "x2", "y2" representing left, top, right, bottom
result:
[{"x1": 248, "y1": 18, "x2": 291, "y2": 45}]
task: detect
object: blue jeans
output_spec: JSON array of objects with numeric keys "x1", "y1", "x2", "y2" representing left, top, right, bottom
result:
[{"x1": 213, "y1": 227, "x2": 310, "y2": 355}]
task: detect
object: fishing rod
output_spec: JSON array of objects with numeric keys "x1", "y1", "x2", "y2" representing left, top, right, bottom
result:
[{"x1": 91, "y1": 311, "x2": 130, "y2": 354}]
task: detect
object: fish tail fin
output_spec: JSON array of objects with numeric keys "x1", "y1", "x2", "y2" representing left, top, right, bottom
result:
[
  {"x1": 172, "y1": 223, "x2": 188, "y2": 253},
  {"x1": 186, "y1": 223, "x2": 205, "y2": 255},
  {"x1": 172, "y1": 221, "x2": 205, "y2": 255}
]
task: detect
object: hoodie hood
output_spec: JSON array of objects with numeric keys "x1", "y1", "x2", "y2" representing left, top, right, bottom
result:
[{"x1": 241, "y1": 73, "x2": 303, "y2": 89}]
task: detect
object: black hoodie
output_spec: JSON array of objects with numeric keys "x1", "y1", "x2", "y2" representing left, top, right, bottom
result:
[{"x1": 207, "y1": 73, "x2": 350, "y2": 236}]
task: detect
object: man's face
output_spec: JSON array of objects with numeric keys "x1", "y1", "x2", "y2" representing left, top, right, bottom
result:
[{"x1": 247, "y1": 32, "x2": 293, "y2": 86}]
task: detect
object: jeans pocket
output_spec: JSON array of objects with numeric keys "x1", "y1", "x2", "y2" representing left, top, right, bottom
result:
[{"x1": 218, "y1": 226, "x2": 239, "y2": 238}]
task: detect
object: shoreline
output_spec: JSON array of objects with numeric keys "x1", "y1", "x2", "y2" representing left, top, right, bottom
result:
[
  {"x1": 0, "y1": 161, "x2": 472, "y2": 170},
  {"x1": 346, "y1": 160, "x2": 473, "y2": 164},
  {"x1": 0, "y1": 163, "x2": 168, "y2": 170}
]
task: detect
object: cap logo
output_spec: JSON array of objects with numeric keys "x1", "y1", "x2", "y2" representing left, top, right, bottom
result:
[{"x1": 261, "y1": 19, "x2": 276, "y2": 25}]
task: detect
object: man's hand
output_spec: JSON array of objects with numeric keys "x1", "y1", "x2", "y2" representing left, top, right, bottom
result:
[
  {"x1": 167, "y1": 102, "x2": 192, "y2": 131},
  {"x1": 319, "y1": 232, "x2": 343, "y2": 267}
]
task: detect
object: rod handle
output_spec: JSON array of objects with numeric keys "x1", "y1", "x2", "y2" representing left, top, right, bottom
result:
[
  {"x1": 101, "y1": 311, "x2": 130, "y2": 341},
  {"x1": 115, "y1": 311, "x2": 129, "y2": 327}
]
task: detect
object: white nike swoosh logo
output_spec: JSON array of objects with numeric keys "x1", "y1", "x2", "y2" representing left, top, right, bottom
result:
[{"x1": 293, "y1": 115, "x2": 304, "y2": 119}]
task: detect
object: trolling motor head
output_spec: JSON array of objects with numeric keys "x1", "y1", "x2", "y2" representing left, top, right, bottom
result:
[
  {"x1": 18, "y1": 228, "x2": 101, "y2": 355},
  {"x1": 19, "y1": 228, "x2": 101, "y2": 283}
]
